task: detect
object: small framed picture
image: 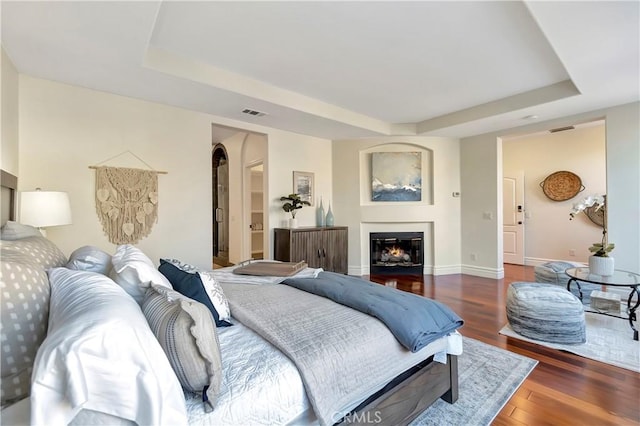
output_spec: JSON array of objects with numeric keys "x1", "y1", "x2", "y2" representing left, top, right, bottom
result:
[{"x1": 293, "y1": 171, "x2": 314, "y2": 206}]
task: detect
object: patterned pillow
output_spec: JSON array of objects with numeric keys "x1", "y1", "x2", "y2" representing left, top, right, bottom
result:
[
  {"x1": 161, "y1": 258, "x2": 231, "y2": 322},
  {"x1": 142, "y1": 284, "x2": 223, "y2": 411},
  {"x1": 0, "y1": 235, "x2": 67, "y2": 270},
  {"x1": 0, "y1": 248, "x2": 51, "y2": 406},
  {"x1": 158, "y1": 260, "x2": 231, "y2": 327}
]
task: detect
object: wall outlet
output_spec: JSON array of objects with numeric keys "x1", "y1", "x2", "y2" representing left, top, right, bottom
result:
[
  {"x1": 470, "y1": 253, "x2": 478, "y2": 261},
  {"x1": 482, "y1": 212, "x2": 493, "y2": 220},
  {"x1": 569, "y1": 249, "x2": 576, "y2": 256}
]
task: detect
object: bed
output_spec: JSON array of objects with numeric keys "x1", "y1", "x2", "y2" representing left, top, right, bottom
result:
[{"x1": 0, "y1": 173, "x2": 463, "y2": 426}]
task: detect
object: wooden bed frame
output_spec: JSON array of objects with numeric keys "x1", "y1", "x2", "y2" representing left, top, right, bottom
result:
[{"x1": 346, "y1": 354, "x2": 458, "y2": 425}]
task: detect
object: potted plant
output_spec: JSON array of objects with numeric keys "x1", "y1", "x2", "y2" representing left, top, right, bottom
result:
[
  {"x1": 569, "y1": 194, "x2": 614, "y2": 275},
  {"x1": 280, "y1": 193, "x2": 310, "y2": 228}
]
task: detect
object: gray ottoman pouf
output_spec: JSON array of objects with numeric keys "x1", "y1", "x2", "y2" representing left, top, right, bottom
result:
[
  {"x1": 534, "y1": 261, "x2": 598, "y2": 304},
  {"x1": 506, "y1": 282, "x2": 586, "y2": 344}
]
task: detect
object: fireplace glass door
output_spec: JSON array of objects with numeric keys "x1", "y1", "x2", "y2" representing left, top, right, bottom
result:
[{"x1": 370, "y1": 232, "x2": 424, "y2": 275}]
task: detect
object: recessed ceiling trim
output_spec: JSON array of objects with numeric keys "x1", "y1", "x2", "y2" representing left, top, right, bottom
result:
[
  {"x1": 143, "y1": 47, "x2": 393, "y2": 135},
  {"x1": 415, "y1": 80, "x2": 581, "y2": 134}
]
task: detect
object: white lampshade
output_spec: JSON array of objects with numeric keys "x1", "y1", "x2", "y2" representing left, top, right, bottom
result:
[{"x1": 19, "y1": 190, "x2": 72, "y2": 228}]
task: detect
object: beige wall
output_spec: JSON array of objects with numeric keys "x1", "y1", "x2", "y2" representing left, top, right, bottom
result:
[
  {"x1": 17, "y1": 76, "x2": 333, "y2": 268},
  {"x1": 267, "y1": 131, "x2": 333, "y2": 232},
  {"x1": 503, "y1": 124, "x2": 606, "y2": 264},
  {"x1": 1, "y1": 47, "x2": 19, "y2": 175},
  {"x1": 11, "y1": 73, "x2": 639, "y2": 277},
  {"x1": 462, "y1": 102, "x2": 640, "y2": 277},
  {"x1": 332, "y1": 137, "x2": 461, "y2": 275}
]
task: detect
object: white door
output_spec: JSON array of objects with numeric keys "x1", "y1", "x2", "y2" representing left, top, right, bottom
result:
[{"x1": 503, "y1": 171, "x2": 525, "y2": 265}]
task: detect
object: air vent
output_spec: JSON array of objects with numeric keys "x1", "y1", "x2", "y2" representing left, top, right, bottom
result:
[
  {"x1": 241, "y1": 108, "x2": 267, "y2": 117},
  {"x1": 549, "y1": 125, "x2": 575, "y2": 133}
]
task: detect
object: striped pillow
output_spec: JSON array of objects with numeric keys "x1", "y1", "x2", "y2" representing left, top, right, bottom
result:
[{"x1": 142, "y1": 284, "x2": 223, "y2": 411}]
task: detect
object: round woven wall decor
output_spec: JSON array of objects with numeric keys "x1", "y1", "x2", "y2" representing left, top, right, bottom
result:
[{"x1": 539, "y1": 171, "x2": 584, "y2": 201}]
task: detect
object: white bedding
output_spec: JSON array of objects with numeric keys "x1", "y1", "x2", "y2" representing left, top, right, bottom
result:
[
  {"x1": 1, "y1": 320, "x2": 462, "y2": 426},
  {"x1": 185, "y1": 313, "x2": 462, "y2": 426},
  {"x1": 185, "y1": 320, "x2": 311, "y2": 426},
  {"x1": 2, "y1": 262, "x2": 462, "y2": 426}
]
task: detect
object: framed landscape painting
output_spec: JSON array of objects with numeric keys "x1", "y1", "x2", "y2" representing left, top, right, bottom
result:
[
  {"x1": 371, "y1": 152, "x2": 422, "y2": 202},
  {"x1": 293, "y1": 171, "x2": 314, "y2": 206}
]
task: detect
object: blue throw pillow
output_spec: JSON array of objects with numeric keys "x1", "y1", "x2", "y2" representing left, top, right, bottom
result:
[{"x1": 158, "y1": 260, "x2": 231, "y2": 327}]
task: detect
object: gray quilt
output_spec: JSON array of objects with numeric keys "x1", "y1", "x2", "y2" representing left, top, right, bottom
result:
[
  {"x1": 284, "y1": 272, "x2": 463, "y2": 352},
  {"x1": 223, "y1": 283, "x2": 451, "y2": 426}
]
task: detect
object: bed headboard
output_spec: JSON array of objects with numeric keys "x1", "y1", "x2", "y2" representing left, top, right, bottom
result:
[{"x1": 1, "y1": 169, "x2": 18, "y2": 226}]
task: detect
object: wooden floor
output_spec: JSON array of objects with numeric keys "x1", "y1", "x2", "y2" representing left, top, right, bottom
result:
[{"x1": 367, "y1": 264, "x2": 640, "y2": 426}]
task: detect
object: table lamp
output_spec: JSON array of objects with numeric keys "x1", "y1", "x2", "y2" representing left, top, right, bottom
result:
[{"x1": 19, "y1": 189, "x2": 72, "y2": 236}]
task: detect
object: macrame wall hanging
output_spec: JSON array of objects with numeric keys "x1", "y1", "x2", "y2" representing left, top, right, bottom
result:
[{"x1": 89, "y1": 151, "x2": 167, "y2": 244}]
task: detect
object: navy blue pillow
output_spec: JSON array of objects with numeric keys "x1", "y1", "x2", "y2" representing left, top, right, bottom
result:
[{"x1": 158, "y1": 259, "x2": 231, "y2": 327}]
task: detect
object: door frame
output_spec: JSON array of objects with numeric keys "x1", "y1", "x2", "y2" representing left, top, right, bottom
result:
[
  {"x1": 212, "y1": 143, "x2": 230, "y2": 267},
  {"x1": 244, "y1": 160, "x2": 264, "y2": 261}
]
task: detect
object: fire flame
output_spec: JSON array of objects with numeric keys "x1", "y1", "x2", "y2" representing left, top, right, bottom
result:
[{"x1": 389, "y1": 246, "x2": 403, "y2": 257}]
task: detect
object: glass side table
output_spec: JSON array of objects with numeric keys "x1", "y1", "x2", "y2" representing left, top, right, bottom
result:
[{"x1": 565, "y1": 267, "x2": 640, "y2": 340}]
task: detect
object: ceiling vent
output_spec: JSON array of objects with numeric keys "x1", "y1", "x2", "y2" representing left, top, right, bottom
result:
[
  {"x1": 241, "y1": 108, "x2": 267, "y2": 117},
  {"x1": 549, "y1": 125, "x2": 575, "y2": 133}
]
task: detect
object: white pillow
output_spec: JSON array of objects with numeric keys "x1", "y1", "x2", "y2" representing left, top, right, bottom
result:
[
  {"x1": 31, "y1": 268, "x2": 187, "y2": 426},
  {"x1": 0, "y1": 221, "x2": 42, "y2": 240},
  {"x1": 66, "y1": 245, "x2": 112, "y2": 275},
  {"x1": 110, "y1": 244, "x2": 172, "y2": 304},
  {"x1": 162, "y1": 258, "x2": 231, "y2": 322}
]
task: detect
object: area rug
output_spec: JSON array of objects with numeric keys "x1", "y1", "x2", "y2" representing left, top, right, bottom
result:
[
  {"x1": 410, "y1": 336, "x2": 537, "y2": 426},
  {"x1": 500, "y1": 312, "x2": 639, "y2": 372}
]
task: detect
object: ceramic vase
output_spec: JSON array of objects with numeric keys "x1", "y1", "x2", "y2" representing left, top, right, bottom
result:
[
  {"x1": 325, "y1": 203, "x2": 334, "y2": 227},
  {"x1": 289, "y1": 217, "x2": 298, "y2": 229},
  {"x1": 589, "y1": 255, "x2": 614, "y2": 276},
  {"x1": 316, "y1": 198, "x2": 325, "y2": 227}
]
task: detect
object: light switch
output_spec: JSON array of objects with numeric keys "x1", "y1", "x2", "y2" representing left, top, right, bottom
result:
[{"x1": 482, "y1": 212, "x2": 493, "y2": 220}]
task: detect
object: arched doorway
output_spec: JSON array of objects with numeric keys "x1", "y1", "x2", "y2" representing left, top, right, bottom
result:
[{"x1": 212, "y1": 144, "x2": 230, "y2": 267}]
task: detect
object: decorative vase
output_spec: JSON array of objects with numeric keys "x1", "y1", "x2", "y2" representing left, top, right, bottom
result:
[
  {"x1": 289, "y1": 217, "x2": 298, "y2": 229},
  {"x1": 325, "y1": 203, "x2": 334, "y2": 227},
  {"x1": 316, "y1": 198, "x2": 325, "y2": 227},
  {"x1": 589, "y1": 255, "x2": 614, "y2": 276}
]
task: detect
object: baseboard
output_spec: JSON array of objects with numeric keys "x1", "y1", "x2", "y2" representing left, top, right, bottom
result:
[
  {"x1": 349, "y1": 265, "x2": 455, "y2": 276},
  {"x1": 352, "y1": 264, "x2": 502, "y2": 279},
  {"x1": 460, "y1": 264, "x2": 504, "y2": 279},
  {"x1": 524, "y1": 257, "x2": 587, "y2": 267},
  {"x1": 432, "y1": 265, "x2": 462, "y2": 275}
]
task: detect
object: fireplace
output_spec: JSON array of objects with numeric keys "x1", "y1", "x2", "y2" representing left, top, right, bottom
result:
[{"x1": 370, "y1": 232, "x2": 424, "y2": 275}]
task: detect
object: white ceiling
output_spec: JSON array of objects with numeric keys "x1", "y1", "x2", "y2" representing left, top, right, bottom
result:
[{"x1": 1, "y1": 1, "x2": 638, "y2": 140}]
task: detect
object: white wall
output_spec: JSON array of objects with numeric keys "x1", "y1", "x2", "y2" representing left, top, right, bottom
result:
[
  {"x1": 503, "y1": 124, "x2": 606, "y2": 264},
  {"x1": 605, "y1": 102, "x2": 640, "y2": 273},
  {"x1": 17, "y1": 76, "x2": 333, "y2": 268},
  {"x1": 460, "y1": 136, "x2": 501, "y2": 278},
  {"x1": 461, "y1": 102, "x2": 640, "y2": 277},
  {"x1": 332, "y1": 136, "x2": 461, "y2": 275},
  {"x1": 1, "y1": 47, "x2": 19, "y2": 175},
  {"x1": 267, "y1": 132, "x2": 333, "y2": 230}
]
